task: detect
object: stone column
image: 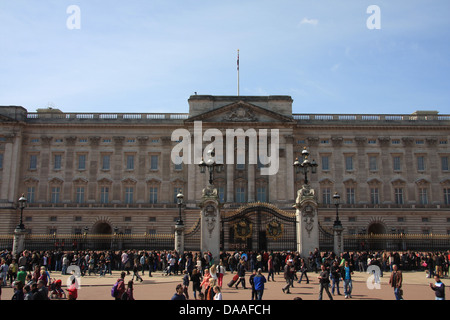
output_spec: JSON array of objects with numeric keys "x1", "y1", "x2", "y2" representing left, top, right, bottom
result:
[
  {"x1": 199, "y1": 185, "x2": 221, "y2": 264},
  {"x1": 294, "y1": 184, "x2": 319, "y2": 257},
  {"x1": 333, "y1": 223, "x2": 344, "y2": 256},
  {"x1": 174, "y1": 223, "x2": 185, "y2": 254},
  {"x1": 12, "y1": 227, "x2": 27, "y2": 257}
]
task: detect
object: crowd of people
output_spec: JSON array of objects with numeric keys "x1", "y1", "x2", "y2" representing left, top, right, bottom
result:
[{"x1": 0, "y1": 247, "x2": 449, "y2": 300}]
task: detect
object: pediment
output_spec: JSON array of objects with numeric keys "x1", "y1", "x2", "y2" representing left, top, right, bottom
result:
[{"x1": 185, "y1": 101, "x2": 294, "y2": 124}]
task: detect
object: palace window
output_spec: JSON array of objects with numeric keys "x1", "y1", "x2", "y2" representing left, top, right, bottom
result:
[
  {"x1": 345, "y1": 156, "x2": 354, "y2": 171},
  {"x1": 417, "y1": 156, "x2": 426, "y2": 171},
  {"x1": 236, "y1": 187, "x2": 246, "y2": 203},
  {"x1": 102, "y1": 155, "x2": 111, "y2": 170},
  {"x1": 78, "y1": 154, "x2": 87, "y2": 170},
  {"x1": 393, "y1": 156, "x2": 401, "y2": 171},
  {"x1": 394, "y1": 188, "x2": 404, "y2": 205},
  {"x1": 370, "y1": 188, "x2": 379, "y2": 205},
  {"x1": 51, "y1": 187, "x2": 61, "y2": 204},
  {"x1": 125, "y1": 187, "x2": 134, "y2": 204},
  {"x1": 100, "y1": 187, "x2": 109, "y2": 204},
  {"x1": 126, "y1": 155, "x2": 135, "y2": 170},
  {"x1": 444, "y1": 188, "x2": 450, "y2": 205},
  {"x1": 419, "y1": 188, "x2": 428, "y2": 205},
  {"x1": 149, "y1": 187, "x2": 158, "y2": 204},
  {"x1": 75, "y1": 187, "x2": 85, "y2": 204},
  {"x1": 442, "y1": 156, "x2": 449, "y2": 171},
  {"x1": 54, "y1": 154, "x2": 62, "y2": 170},
  {"x1": 322, "y1": 188, "x2": 332, "y2": 205},
  {"x1": 150, "y1": 155, "x2": 159, "y2": 170}
]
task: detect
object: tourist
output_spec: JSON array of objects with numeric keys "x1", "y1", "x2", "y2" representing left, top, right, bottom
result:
[
  {"x1": 66, "y1": 278, "x2": 78, "y2": 300},
  {"x1": 191, "y1": 268, "x2": 202, "y2": 300},
  {"x1": 267, "y1": 255, "x2": 275, "y2": 281},
  {"x1": 11, "y1": 281, "x2": 24, "y2": 300},
  {"x1": 430, "y1": 275, "x2": 445, "y2": 300},
  {"x1": 182, "y1": 270, "x2": 190, "y2": 299},
  {"x1": 112, "y1": 271, "x2": 126, "y2": 300},
  {"x1": 204, "y1": 278, "x2": 216, "y2": 300},
  {"x1": 343, "y1": 260, "x2": 353, "y2": 299},
  {"x1": 389, "y1": 264, "x2": 403, "y2": 300},
  {"x1": 318, "y1": 264, "x2": 333, "y2": 300},
  {"x1": 330, "y1": 260, "x2": 342, "y2": 296},
  {"x1": 213, "y1": 285, "x2": 222, "y2": 300},
  {"x1": 253, "y1": 268, "x2": 267, "y2": 300},
  {"x1": 171, "y1": 283, "x2": 186, "y2": 300},
  {"x1": 282, "y1": 259, "x2": 295, "y2": 294},
  {"x1": 297, "y1": 259, "x2": 309, "y2": 284},
  {"x1": 235, "y1": 259, "x2": 247, "y2": 289}
]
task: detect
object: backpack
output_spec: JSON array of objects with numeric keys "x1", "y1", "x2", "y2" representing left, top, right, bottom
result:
[{"x1": 111, "y1": 279, "x2": 122, "y2": 298}]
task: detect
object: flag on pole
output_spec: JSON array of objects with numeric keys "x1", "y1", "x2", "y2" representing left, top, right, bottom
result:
[{"x1": 237, "y1": 49, "x2": 240, "y2": 96}]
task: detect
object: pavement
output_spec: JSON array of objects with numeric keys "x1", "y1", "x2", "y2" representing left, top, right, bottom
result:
[{"x1": 1, "y1": 268, "x2": 445, "y2": 301}]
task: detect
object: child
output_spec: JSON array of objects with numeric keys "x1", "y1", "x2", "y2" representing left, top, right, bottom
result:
[
  {"x1": 182, "y1": 270, "x2": 190, "y2": 300},
  {"x1": 213, "y1": 285, "x2": 222, "y2": 300},
  {"x1": 66, "y1": 278, "x2": 78, "y2": 300}
]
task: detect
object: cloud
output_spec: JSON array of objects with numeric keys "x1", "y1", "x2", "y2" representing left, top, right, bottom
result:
[{"x1": 299, "y1": 18, "x2": 319, "y2": 26}]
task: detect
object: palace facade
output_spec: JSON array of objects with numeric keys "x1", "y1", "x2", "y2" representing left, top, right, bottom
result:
[{"x1": 0, "y1": 95, "x2": 449, "y2": 239}]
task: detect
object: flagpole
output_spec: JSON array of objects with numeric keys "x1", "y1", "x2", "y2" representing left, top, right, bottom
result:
[{"x1": 237, "y1": 49, "x2": 240, "y2": 96}]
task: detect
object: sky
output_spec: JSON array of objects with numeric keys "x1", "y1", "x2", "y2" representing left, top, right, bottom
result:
[{"x1": 0, "y1": 0, "x2": 449, "y2": 115}]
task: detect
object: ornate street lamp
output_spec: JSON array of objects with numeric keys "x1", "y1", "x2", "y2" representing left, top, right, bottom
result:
[
  {"x1": 199, "y1": 149, "x2": 223, "y2": 185},
  {"x1": 176, "y1": 189, "x2": 184, "y2": 226},
  {"x1": 293, "y1": 147, "x2": 318, "y2": 185},
  {"x1": 17, "y1": 194, "x2": 27, "y2": 230},
  {"x1": 333, "y1": 192, "x2": 342, "y2": 227}
]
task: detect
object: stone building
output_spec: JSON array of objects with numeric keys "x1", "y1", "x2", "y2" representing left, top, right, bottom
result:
[{"x1": 0, "y1": 95, "x2": 449, "y2": 245}]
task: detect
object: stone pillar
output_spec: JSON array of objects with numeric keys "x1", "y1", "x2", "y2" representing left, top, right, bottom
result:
[
  {"x1": 174, "y1": 223, "x2": 185, "y2": 254},
  {"x1": 12, "y1": 227, "x2": 27, "y2": 257},
  {"x1": 333, "y1": 223, "x2": 344, "y2": 256},
  {"x1": 294, "y1": 184, "x2": 319, "y2": 257},
  {"x1": 199, "y1": 185, "x2": 221, "y2": 264}
]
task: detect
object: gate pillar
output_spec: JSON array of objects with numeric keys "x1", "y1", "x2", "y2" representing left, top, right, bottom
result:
[
  {"x1": 294, "y1": 184, "x2": 319, "y2": 257},
  {"x1": 199, "y1": 185, "x2": 221, "y2": 265}
]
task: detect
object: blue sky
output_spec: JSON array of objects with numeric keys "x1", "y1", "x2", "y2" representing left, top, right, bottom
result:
[{"x1": 0, "y1": 0, "x2": 449, "y2": 114}]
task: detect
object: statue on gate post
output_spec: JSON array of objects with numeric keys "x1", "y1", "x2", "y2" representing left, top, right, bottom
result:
[{"x1": 294, "y1": 184, "x2": 319, "y2": 258}]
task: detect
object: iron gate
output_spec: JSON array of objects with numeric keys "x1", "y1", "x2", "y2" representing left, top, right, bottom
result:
[{"x1": 221, "y1": 203, "x2": 297, "y2": 252}]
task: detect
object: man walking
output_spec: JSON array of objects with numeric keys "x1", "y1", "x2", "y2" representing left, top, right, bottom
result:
[
  {"x1": 282, "y1": 260, "x2": 295, "y2": 294},
  {"x1": 253, "y1": 268, "x2": 267, "y2": 300},
  {"x1": 343, "y1": 260, "x2": 353, "y2": 299},
  {"x1": 389, "y1": 264, "x2": 403, "y2": 300},
  {"x1": 318, "y1": 264, "x2": 333, "y2": 300}
]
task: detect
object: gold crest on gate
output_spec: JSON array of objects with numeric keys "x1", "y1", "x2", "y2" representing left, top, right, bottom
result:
[
  {"x1": 234, "y1": 219, "x2": 252, "y2": 240},
  {"x1": 266, "y1": 220, "x2": 283, "y2": 240}
]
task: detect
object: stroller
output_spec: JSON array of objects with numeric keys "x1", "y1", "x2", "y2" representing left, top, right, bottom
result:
[{"x1": 49, "y1": 279, "x2": 66, "y2": 299}]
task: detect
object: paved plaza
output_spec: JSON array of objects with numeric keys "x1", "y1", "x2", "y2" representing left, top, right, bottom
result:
[{"x1": 1, "y1": 268, "x2": 444, "y2": 301}]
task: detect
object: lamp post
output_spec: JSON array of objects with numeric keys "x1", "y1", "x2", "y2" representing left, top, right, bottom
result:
[
  {"x1": 293, "y1": 147, "x2": 318, "y2": 185},
  {"x1": 333, "y1": 192, "x2": 342, "y2": 227},
  {"x1": 17, "y1": 194, "x2": 27, "y2": 230},
  {"x1": 176, "y1": 189, "x2": 184, "y2": 226},
  {"x1": 199, "y1": 149, "x2": 223, "y2": 185},
  {"x1": 332, "y1": 192, "x2": 344, "y2": 255}
]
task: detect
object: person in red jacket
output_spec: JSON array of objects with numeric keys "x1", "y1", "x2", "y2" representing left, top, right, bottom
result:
[{"x1": 66, "y1": 278, "x2": 78, "y2": 300}]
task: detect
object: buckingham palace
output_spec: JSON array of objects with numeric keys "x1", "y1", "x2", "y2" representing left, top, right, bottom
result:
[{"x1": 0, "y1": 94, "x2": 449, "y2": 251}]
